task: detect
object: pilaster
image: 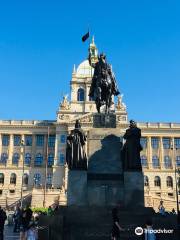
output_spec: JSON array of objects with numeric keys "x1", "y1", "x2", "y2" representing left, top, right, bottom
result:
[
  {"x1": 147, "y1": 137, "x2": 152, "y2": 169},
  {"x1": 159, "y1": 137, "x2": 163, "y2": 169},
  {"x1": 7, "y1": 134, "x2": 13, "y2": 167}
]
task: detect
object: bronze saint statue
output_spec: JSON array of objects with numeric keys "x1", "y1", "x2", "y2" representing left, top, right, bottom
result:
[
  {"x1": 66, "y1": 120, "x2": 87, "y2": 170},
  {"x1": 89, "y1": 52, "x2": 120, "y2": 113},
  {"x1": 122, "y1": 120, "x2": 143, "y2": 171}
]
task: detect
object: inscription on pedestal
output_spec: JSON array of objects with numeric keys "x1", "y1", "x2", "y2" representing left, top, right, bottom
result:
[{"x1": 93, "y1": 113, "x2": 116, "y2": 128}]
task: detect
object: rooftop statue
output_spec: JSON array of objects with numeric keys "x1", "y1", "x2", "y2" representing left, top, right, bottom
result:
[{"x1": 88, "y1": 52, "x2": 120, "y2": 113}]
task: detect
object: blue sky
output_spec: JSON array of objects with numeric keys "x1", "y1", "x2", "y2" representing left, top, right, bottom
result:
[{"x1": 0, "y1": 0, "x2": 179, "y2": 122}]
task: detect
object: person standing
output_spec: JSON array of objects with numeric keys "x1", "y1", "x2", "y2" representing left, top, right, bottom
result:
[
  {"x1": 111, "y1": 208, "x2": 124, "y2": 240},
  {"x1": 158, "y1": 200, "x2": 166, "y2": 216},
  {"x1": 13, "y1": 204, "x2": 21, "y2": 232},
  {"x1": 0, "y1": 206, "x2": 7, "y2": 240},
  {"x1": 144, "y1": 220, "x2": 156, "y2": 240}
]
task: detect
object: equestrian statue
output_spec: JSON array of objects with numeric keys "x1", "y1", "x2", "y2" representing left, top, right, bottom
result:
[{"x1": 88, "y1": 52, "x2": 120, "y2": 113}]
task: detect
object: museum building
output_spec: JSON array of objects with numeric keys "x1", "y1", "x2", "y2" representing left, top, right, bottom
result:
[{"x1": 0, "y1": 38, "x2": 180, "y2": 211}]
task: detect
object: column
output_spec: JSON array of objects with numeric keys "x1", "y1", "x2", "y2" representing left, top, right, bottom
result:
[
  {"x1": 159, "y1": 137, "x2": 163, "y2": 169},
  {"x1": 171, "y1": 137, "x2": 176, "y2": 170},
  {"x1": 7, "y1": 134, "x2": 13, "y2": 167},
  {"x1": 19, "y1": 135, "x2": 25, "y2": 168},
  {"x1": 147, "y1": 137, "x2": 152, "y2": 169},
  {"x1": 31, "y1": 134, "x2": 36, "y2": 168}
]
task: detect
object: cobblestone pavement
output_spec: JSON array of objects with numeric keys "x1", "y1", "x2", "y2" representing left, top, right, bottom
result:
[{"x1": 4, "y1": 225, "x2": 19, "y2": 240}]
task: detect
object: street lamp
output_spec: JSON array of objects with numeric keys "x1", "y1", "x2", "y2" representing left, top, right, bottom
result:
[{"x1": 20, "y1": 139, "x2": 25, "y2": 208}]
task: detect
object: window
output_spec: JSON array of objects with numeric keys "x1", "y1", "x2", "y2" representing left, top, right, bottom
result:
[
  {"x1": 0, "y1": 190, "x2": 2, "y2": 195},
  {"x1": 141, "y1": 155, "x2": 148, "y2": 167},
  {"x1": 47, "y1": 173, "x2": 52, "y2": 186},
  {"x1": 152, "y1": 155, "x2": 160, "y2": 168},
  {"x1": 23, "y1": 173, "x2": 28, "y2": 185},
  {"x1": 48, "y1": 135, "x2": 55, "y2": 147},
  {"x1": 175, "y1": 138, "x2": 180, "y2": 149},
  {"x1": 25, "y1": 135, "x2": 32, "y2": 146},
  {"x1": 34, "y1": 173, "x2": 41, "y2": 185},
  {"x1": 154, "y1": 176, "x2": 161, "y2": 187},
  {"x1": 168, "y1": 193, "x2": 174, "y2": 198},
  {"x1": 36, "y1": 135, "x2": 44, "y2": 146},
  {"x1": 60, "y1": 154, "x2": 65, "y2": 165},
  {"x1": 155, "y1": 192, "x2": 161, "y2": 197},
  {"x1": 0, "y1": 173, "x2": 4, "y2": 184},
  {"x1": 25, "y1": 153, "x2": 31, "y2": 166},
  {"x1": 144, "y1": 176, "x2": 149, "y2": 186},
  {"x1": 9, "y1": 190, "x2": 15, "y2": 194},
  {"x1": 35, "y1": 153, "x2": 43, "y2": 166},
  {"x1": 14, "y1": 135, "x2": 21, "y2": 146},
  {"x1": 12, "y1": 153, "x2": 19, "y2": 165},
  {"x1": 77, "y1": 88, "x2": 85, "y2": 101},
  {"x1": 166, "y1": 176, "x2": 173, "y2": 188},
  {"x1": 140, "y1": 137, "x2": 147, "y2": 149},
  {"x1": 10, "y1": 173, "x2": 16, "y2": 184},
  {"x1": 163, "y1": 138, "x2": 171, "y2": 149},
  {"x1": 176, "y1": 156, "x2": 180, "y2": 167},
  {"x1": 60, "y1": 135, "x2": 66, "y2": 144},
  {"x1": 151, "y1": 137, "x2": 159, "y2": 149},
  {"x1": 0, "y1": 153, "x2": 8, "y2": 165},
  {"x1": 164, "y1": 156, "x2": 172, "y2": 168},
  {"x1": 48, "y1": 153, "x2": 54, "y2": 167},
  {"x1": 2, "y1": 135, "x2": 10, "y2": 146}
]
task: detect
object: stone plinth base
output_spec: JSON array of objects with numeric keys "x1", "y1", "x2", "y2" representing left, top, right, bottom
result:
[
  {"x1": 67, "y1": 170, "x2": 87, "y2": 206},
  {"x1": 124, "y1": 171, "x2": 144, "y2": 208}
]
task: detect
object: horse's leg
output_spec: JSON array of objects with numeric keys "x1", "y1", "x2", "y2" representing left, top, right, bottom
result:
[
  {"x1": 106, "y1": 91, "x2": 111, "y2": 114},
  {"x1": 96, "y1": 99, "x2": 101, "y2": 113}
]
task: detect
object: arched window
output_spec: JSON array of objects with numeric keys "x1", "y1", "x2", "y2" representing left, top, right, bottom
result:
[
  {"x1": 12, "y1": 153, "x2": 19, "y2": 165},
  {"x1": 166, "y1": 176, "x2": 173, "y2": 188},
  {"x1": 77, "y1": 88, "x2": 85, "y2": 101},
  {"x1": 48, "y1": 153, "x2": 54, "y2": 167},
  {"x1": 176, "y1": 156, "x2": 180, "y2": 167},
  {"x1": 152, "y1": 156, "x2": 160, "y2": 168},
  {"x1": 0, "y1": 173, "x2": 4, "y2": 184},
  {"x1": 0, "y1": 153, "x2": 8, "y2": 165},
  {"x1": 35, "y1": 153, "x2": 43, "y2": 166},
  {"x1": 10, "y1": 173, "x2": 17, "y2": 184},
  {"x1": 23, "y1": 173, "x2": 28, "y2": 185},
  {"x1": 144, "y1": 176, "x2": 149, "y2": 186},
  {"x1": 25, "y1": 153, "x2": 31, "y2": 166},
  {"x1": 154, "y1": 176, "x2": 161, "y2": 187},
  {"x1": 34, "y1": 173, "x2": 41, "y2": 185},
  {"x1": 164, "y1": 156, "x2": 172, "y2": 168},
  {"x1": 141, "y1": 155, "x2": 148, "y2": 167}
]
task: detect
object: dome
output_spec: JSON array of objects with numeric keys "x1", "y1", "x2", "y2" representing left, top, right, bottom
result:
[{"x1": 76, "y1": 60, "x2": 94, "y2": 77}]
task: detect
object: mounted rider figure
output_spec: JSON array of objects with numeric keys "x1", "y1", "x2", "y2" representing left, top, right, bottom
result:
[{"x1": 88, "y1": 52, "x2": 120, "y2": 112}]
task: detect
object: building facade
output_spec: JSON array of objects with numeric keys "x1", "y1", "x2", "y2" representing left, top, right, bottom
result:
[{"x1": 0, "y1": 38, "x2": 180, "y2": 211}]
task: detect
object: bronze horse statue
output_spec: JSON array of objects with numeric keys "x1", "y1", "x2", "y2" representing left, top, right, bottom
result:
[{"x1": 89, "y1": 53, "x2": 119, "y2": 114}]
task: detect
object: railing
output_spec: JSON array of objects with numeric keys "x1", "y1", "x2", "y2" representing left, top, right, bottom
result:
[{"x1": 7, "y1": 192, "x2": 32, "y2": 210}]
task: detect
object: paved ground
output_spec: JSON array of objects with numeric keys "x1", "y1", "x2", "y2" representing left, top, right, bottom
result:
[{"x1": 4, "y1": 225, "x2": 19, "y2": 240}]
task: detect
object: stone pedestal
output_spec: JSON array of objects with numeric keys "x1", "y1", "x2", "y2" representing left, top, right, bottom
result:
[
  {"x1": 123, "y1": 171, "x2": 144, "y2": 208},
  {"x1": 67, "y1": 170, "x2": 87, "y2": 206},
  {"x1": 87, "y1": 128, "x2": 124, "y2": 206}
]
